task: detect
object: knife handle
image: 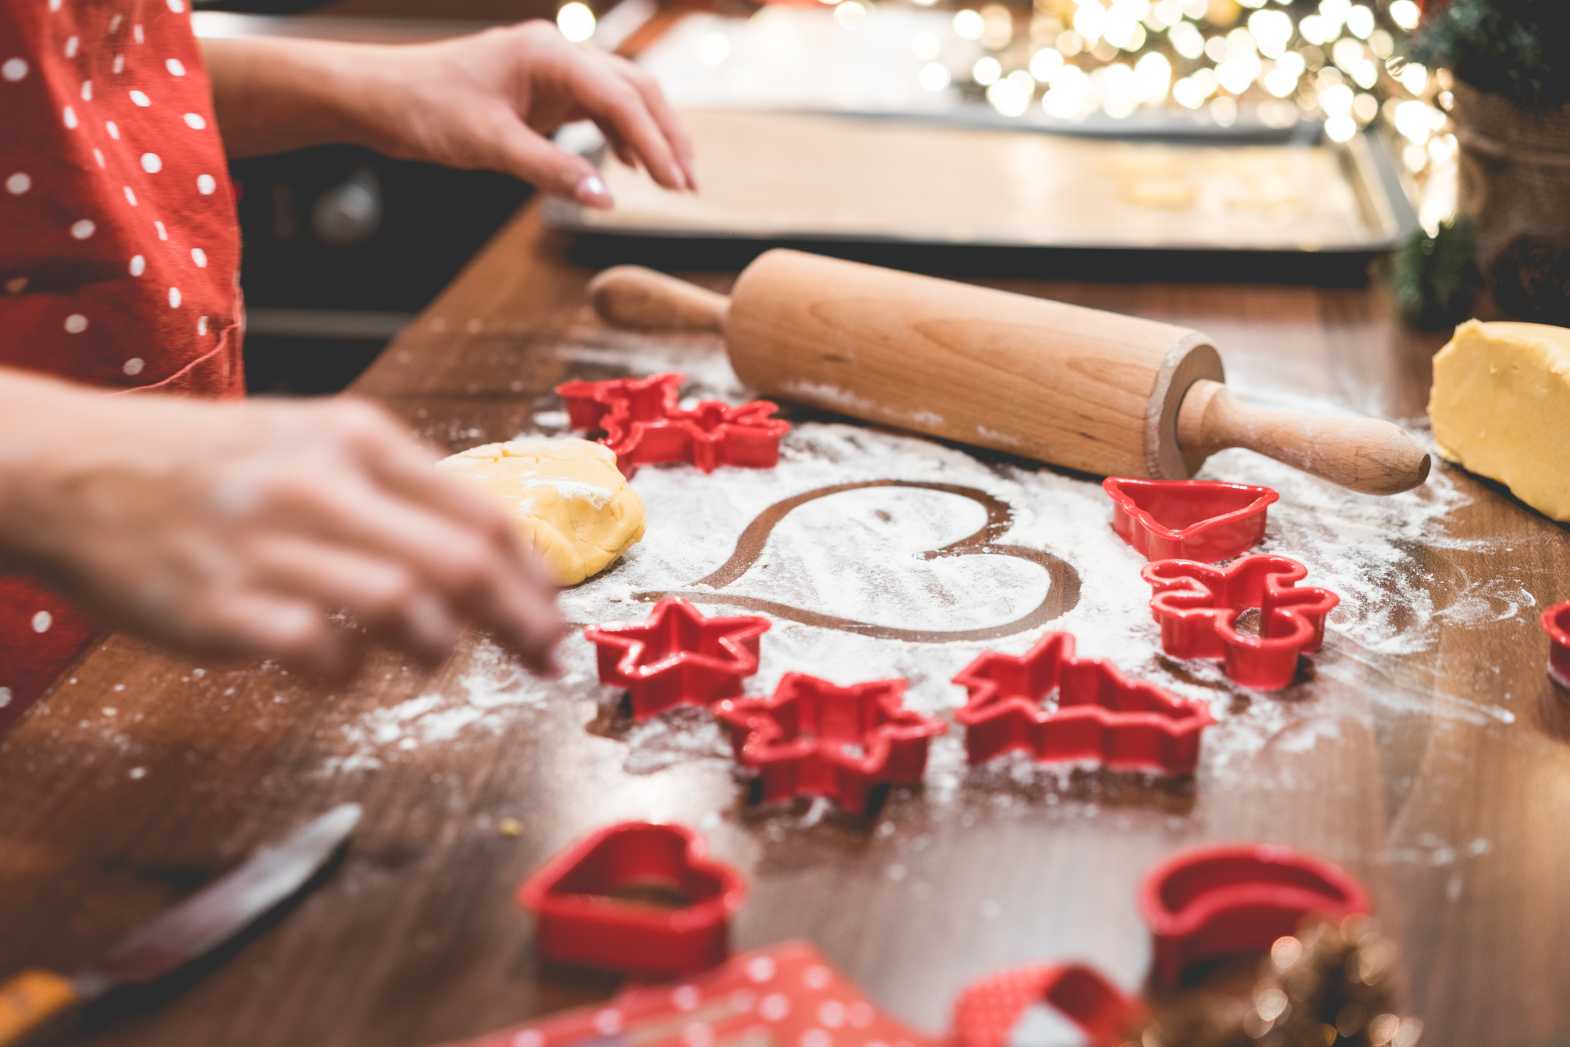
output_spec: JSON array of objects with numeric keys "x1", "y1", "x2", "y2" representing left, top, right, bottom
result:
[{"x1": 0, "y1": 971, "x2": 78, "y2": 1045}]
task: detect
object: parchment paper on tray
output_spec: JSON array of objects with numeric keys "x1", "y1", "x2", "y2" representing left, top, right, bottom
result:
[{"x1": 547, "y1": 108, "x2": 1409, "y2": 254}]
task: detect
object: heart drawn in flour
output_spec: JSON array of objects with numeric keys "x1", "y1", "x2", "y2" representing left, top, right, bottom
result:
[{"x1": 637, "y1": 480, "x2": 1081, "y2": 644}]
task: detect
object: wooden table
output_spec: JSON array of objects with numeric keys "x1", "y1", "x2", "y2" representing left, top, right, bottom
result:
[{"x1": 4, "y1": 193, "x2": 1569, "y2": 1046}]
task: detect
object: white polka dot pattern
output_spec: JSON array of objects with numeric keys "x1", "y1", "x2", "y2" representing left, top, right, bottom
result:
[
  {"x1": 196, "y1": 172, "x2": 216, "y2": 195},
  {"x1": 70, "y1": 219, "x2": 95, "y2": 239},
  {"x1": 183, "y1": 112, "x2": 205, "y2": 129},
  {"x1": 169, "y1": 287, "x2": 181, "y2": 308},
  {"x1": 31, "y1": 611, "x2": 51, "y2": 634},
  {"x1": 140, "y1": 152, "x2": 162, "y2": 174},
  {"x1": 129, "y1": 89, "x2": 150, "y2": 107},
  {"x1": 0, "y1": 688, "x2": 11, "y2": 709},
  {"x1": 166, "y1": 58, "x2": 186, "y2": 77},
  {"x1": 123, "y1": 357, "x2": 144, "y2": 376},
  {"x1": 5, "y1": 172, "x2": 28, "y2": 195},
  {"x1": 1, "y1": 57, "x2": 26, "y2": 82},
  {"x1": 64, "y1": 314, "x2": 87, "y2": 333},
  {"x1": 129, "y1": 254, "x2": 145, "y2": 276}
]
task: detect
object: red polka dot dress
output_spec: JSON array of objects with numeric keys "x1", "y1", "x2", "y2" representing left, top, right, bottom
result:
[{"x1": 0, "y1": 0, "x2": 244, "y2": 735}]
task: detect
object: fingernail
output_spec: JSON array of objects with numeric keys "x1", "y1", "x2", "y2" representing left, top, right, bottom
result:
[
  {"x1": 575, "y1": 173, "x2": 613, "y2": 209},
  {"x1": 683, "y1": 160, "x2": 699, "y2": 192}
]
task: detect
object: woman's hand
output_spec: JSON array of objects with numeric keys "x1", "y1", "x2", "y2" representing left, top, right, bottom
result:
[
  {"x1": 0, "y1": 377, "x2": 566, "y2": 679},
  {"x1": 204, "y1": 24, "x2": 695, "y2": 209}
]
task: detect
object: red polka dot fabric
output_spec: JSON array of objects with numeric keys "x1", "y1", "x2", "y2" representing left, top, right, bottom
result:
[{"x1": 0, "y1": 0, "x2": 244, "y2": 735}]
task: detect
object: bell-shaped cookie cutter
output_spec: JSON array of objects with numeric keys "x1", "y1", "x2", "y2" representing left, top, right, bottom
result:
[
  {"x1": 1138, "y1": 843, "x2": 1370, "y2": 987},
  {"x1": 715, "y1": 673, "x2": 946, "y2": 816},
  {"x1": 1104, "y1": 477, "x2": 1279, "y2": 563},
  {"x1": 585, "y1": 598, "x2": 770, "y2": 720},
  {"x1": 953, "y1": 632, "x2": 1211, "y2": 776},
  {"x1": 1142, "y1": 555, "x2": 1339, "y2": 690},
  {"x1": 517, "y1": 821, "x2": 747, "y2": 978}
]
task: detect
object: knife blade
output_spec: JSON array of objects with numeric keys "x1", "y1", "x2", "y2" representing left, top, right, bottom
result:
[{"x1": 0, "y1": 803, "x2": 361, "y2": 1045}]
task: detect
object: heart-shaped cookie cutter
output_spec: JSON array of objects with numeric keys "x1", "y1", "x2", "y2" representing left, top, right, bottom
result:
[
  {"x1": 1543, "y1": 601, "x2": 1570, "y2": 690},
  {"x1": 602, "y1": 399, "x2": 791, "y2": 476},
  {"x1": 1142, "y1": 554, "x2": 1339, "y2": 690},
  {"x1": 556, "y1": 371, "x2": 685, "y2": 433},
  {"x1": 953, "y1": 632, "x2": 1211, "y2": 777},
  {"x1": 715, "y1": 672, "x2": 947, "y2": 816},
  {"x1": 950, "y1": 964, "x2": 1143, "y2": 1047},
  {"x1": 1138, "y1": 843, "x2": 1370, "y2": 987},
  {"x1": 517, "y1": 821, "x2": 747, "y2": 978},
  {"x1": 1104, "y1": 477, "x2": 1279, "y2": 563},
  {"x1": 585, "y1": 598, "x2": 770, "y2": 720}
]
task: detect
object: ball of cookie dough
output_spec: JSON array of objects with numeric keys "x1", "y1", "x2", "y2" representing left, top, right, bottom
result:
[{"x1": 436, "y1": 437, "x2": 644, "y2": 586}]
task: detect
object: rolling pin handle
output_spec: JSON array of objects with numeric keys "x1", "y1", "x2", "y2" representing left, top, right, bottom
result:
[
  {"x1": 588, "y1": 266, "x2": 728, "y2": 333},
  {"x1": 1177, "y1": 379, "x2": 1431, "y2": 495}
]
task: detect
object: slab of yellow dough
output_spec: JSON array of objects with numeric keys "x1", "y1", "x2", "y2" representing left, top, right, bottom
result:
[
  {"x1": 1429, "y1": 319, "x2": 1570, "y2": 521},
  {"x1": 435, "y1": 437, "x2": 644, "y2": 586}
]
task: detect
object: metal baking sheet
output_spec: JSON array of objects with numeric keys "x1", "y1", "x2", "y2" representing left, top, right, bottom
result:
[{"x1": 544, "y1": 108, "x2": 1415, "y2": 257}]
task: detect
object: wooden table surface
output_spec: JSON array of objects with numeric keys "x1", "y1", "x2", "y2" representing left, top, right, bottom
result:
[{"x1": 4, "y1": 192, "x2": 1570, "y2": 1046}]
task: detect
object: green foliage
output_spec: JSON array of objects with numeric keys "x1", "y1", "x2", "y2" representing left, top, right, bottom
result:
[
  {"x1": 1410, "y1": 0, "x2": 1570, "y2": 110},
  {"x1": 1389, "y1": 217, "x2": 1480, "y2": 328}
]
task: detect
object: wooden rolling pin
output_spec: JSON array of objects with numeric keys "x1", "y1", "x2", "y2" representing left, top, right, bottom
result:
[{"x1": 589, "y1": 250, "x2": 1430, "y2": 495}]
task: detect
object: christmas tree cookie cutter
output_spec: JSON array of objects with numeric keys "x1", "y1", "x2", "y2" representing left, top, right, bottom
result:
[
  {"x1": 517, "y1": 821, "x2": 747, "y2": 978},
  {"x1": 1142, "y1": 554, "x2": 1339, "y2": 690},
  {"x1": 1137, "y1": 843, "x2": 1370, "y2": 987},
  {"x1": 1543, "y1": 601, "x2": 1570, "y2": 690},
  {"x1": 584, "y1": 598, "x2": 770, "y2": 720},
  {"x1": 952, "y1": 632, "x2": 1212, "y2": 777},
  {"x1": 1104, "y1": 477, "x2": 1279, "y2": 563},
  {"x1": 715, "y1": 672, "x2": 947, "y2": 817}
]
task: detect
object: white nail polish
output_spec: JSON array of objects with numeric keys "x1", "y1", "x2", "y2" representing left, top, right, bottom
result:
[{"x1": 577, "y1": 174, "x2": 609, "y2": 204}]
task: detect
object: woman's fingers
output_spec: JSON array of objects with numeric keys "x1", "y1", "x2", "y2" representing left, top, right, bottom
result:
[
  {"x1": 201, "y1": 591, "x2": 359, "y2": 680},
  {"x1": 493, "y1": 119, "x2": 613, "y2": 207},
  {"x1": 608, "y1": 56, "x2": 695, "y2": 189},
  {"x1": 567, "y1": 56, "x2": 686, "y2": 191},
  {"x1": 248, "y1": 534, "x2": 459, "y2": 666}
]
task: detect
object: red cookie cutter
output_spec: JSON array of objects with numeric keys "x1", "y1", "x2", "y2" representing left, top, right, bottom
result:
[
  {"x1": 585, "y1": 598, "x2": 770, "y2": 720},
  {"x1": 1543, "y1": 601, "x2": 1570, "y2": 690},
  {"x1": 517, "y1": 821, "x2": 747, "y2": 978},
  {"x1": 953, "y1": 632, "x2": 1212, "y2": 777},
  {"x1": 603, "y1": 399, "x2": 791, "y2": 476},
  {"x1": 715, "y1": 673, "x2": 947, "y2": 816},
  {"x1": 951, "y1": 964, "x2": 1143, "y2": 1047},
  {"x1": 1138, "y1": 843, "x2": 1371, "y2": 987},
  {"x1": 1104, "y1": 477, "x2": 1279, "y2": 563},
  {"x1": 555, "y1": 371, "x2": 684, "y2": 433},
  {"x1": 1142, "y1": 555, "x2": 1339, "y2": 691}
]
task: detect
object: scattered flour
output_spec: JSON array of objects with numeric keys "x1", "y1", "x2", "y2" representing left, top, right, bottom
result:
[{"x1": 326, "y1": 352, "x2": 1524, "y2": 811}]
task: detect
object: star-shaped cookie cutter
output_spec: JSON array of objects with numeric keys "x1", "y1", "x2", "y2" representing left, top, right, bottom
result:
[
  {"x1": 517, "y1": 820, "x2": 747, "y2": 978},
  {"x1": 1104, "y1": 477, "x2": 1279, "y2": 563},
  {"x1": 602, "y1": 399, "x2": 791, "y2": 476},
  {"x1": 1142, "y1": 554, "x2": 1339, "y2": 691},
  {"x1": 715, "y1": 673, "x2": 947, "y2": 816},
  {"x1": 1138, "y1": 843, "x2": 1370, "y2": 987},
  {"x1": 953, "y1": 632, "x2": 1211, "y2": 777},
  {"x1": 1543, "y1": 601, "x2": 1570, "y2": 690},
  {"x1": 555, "y1": 371, "x2": 684, "y2": 433},
  {"x1": 584, "y1": 598, "x2": 771, "y2": 720}
]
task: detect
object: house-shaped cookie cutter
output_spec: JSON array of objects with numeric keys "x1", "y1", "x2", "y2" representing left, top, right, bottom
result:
[
  {"x1": 950, "y1": 963, "x2": 1142, "y2": 1047},
  {"x1": 517, "y1": 821, "x2": 747, "y2": 978}
]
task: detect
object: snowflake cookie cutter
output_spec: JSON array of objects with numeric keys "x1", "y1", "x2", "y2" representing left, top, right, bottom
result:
[
  {"x1": 715, "y1": 673, "x2": 947, "y2": 817},
  {"x1": 1142, "y1": 555, "x2": 1339, "y2": 691},
  {"x1": 555, "y1": 371, "x2": 685, "y2": 433},
  {"x1": 584, "y1": 598, "x2": 770, "y2": 720},
  {"x1": 602, "y1": 399, "x2": 791, "y2": 476},
  {"x1": 1104, "y1": 477, "x2": 1279, "y2": 563},
  {"x1": 1543, "y1": 601, "x2": 1570, "y2": 690},
  {"x1": 950, "y1": 963, "x2": 1143, "y2": 1047},
  {"x1": 953, "y1": 632, "x2": 1211, "y2": 777},
  {"x1": 1138, "y1": 844, "x2": 1370, "y2": 987},
  {"x1": 517, "y1": 821, "x2": 747, "y2": 978}
]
